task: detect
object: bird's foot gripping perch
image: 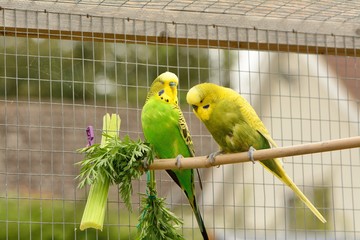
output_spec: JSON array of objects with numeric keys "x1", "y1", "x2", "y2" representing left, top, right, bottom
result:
[
  {"x1": 248, "y1": 146, "x2": 256, "y2": 164},
  {"x1": 207, "y1": 150, "x2": 222, "y2": 165},
  {"x1": 175, "y1": 154, "x2": 183, "y2": 169}
]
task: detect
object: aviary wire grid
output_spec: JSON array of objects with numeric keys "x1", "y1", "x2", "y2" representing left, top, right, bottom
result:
[{"x1": 0, "y1": 1, "x2": 360, "y2": 239}]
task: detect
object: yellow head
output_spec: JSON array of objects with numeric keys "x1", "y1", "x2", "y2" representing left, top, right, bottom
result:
[
  {"x1": 146, "y1": 71, "x2": 179, "y2": 105},
  {"x1": 186, "y1": 83, "x2": 223, "y2": 122}
]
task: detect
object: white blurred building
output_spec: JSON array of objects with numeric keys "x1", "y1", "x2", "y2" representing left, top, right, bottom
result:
[{"x1": 197, "y1": 51, "x2": 360, "y2": 239}]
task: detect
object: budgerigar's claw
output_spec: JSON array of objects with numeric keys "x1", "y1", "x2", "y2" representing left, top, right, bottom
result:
[
  {"x1": 175, "y1": 154, "x2": 183, "y2": 169},
  {"x1": 248, "y1": 146, "x2": 256, "y2": 164},
  {"x1": 207, "y1": 150, "x2": 222, "y2": 164}
]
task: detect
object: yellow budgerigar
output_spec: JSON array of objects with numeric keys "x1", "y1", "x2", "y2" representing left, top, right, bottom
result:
[{"x1": 186, "y1": 82, "x2": 326, "y2": 223}]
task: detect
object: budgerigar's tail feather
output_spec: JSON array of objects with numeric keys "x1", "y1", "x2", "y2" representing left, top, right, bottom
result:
[
  {"x1": 260, "y1": 159, "x2": 327, "y2": 223},
  {"x1": 189, "y1": 195, "x2": 209, "y2": 240},
  {"x1": 285, "y1": 176, "x2": 327, "y2": 223},
  {"x1": 166, "y1": 170, "x2": 209, "y2": 240}
]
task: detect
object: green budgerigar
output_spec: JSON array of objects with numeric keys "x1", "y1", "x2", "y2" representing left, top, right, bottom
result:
[
  {"x1": 186, "y1": 82, "x2": 326, "y2": 223},
  {"x1": 141, "y1": 72, "x2": 209, "y2": 239}
]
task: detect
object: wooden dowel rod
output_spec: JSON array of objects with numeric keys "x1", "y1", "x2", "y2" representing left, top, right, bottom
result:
[{"x1": 148, "y1": 136, "x2": 360, "y2": 170}]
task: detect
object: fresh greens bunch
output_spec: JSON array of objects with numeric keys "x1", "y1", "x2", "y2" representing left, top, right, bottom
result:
[
  {"x1": 77, "y1": 114, "x2": 185, "y2": 238},
  {"x1": 77, "y1": 134, "x2": 154, "y2": 211},
  {"x1": 77, "y1": 113, "x2": 154, "y2": 231},
  {"x1": 136, "y1": 171, "x2": 185, "y2": 240}
]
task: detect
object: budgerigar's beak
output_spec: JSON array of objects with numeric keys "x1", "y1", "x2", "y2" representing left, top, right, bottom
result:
[{"x1": 192, "y1": 105, "x2": 198, "y2": 111}]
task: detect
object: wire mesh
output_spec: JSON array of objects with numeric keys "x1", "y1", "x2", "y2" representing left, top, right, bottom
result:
[
  {"x1": 1, "y1": 2, "x2": 360, "y2": 240},
  {"x1": 36, "y1": 0, "x2": 360, "y2": 24}
]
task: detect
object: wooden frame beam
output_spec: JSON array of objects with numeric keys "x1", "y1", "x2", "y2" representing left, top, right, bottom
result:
[{"x1": 0, "y1": 1, "x2": 359, "y2": 56}]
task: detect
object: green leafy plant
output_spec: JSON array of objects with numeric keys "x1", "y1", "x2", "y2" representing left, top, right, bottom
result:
[
  {"x1": 77, "y1": 134, "x2": 153, "y2": 210},
  {"x1": 76, "y1": 114, "x2": 154, "y2": 231},
  {"x1": 137, "y1": 171, "x2": 185, "y2": 240},
  {"x1": 77, "y1": 113, "x2": 184, "y2": 239}
]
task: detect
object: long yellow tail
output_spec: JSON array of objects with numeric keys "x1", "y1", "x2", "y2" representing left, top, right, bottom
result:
[
  {"x1": 283, "y1": 174, "x2": 327, "y2": 223},
  {"x1": 260, "y1": 159, "x2": 327, "y2": 223}
]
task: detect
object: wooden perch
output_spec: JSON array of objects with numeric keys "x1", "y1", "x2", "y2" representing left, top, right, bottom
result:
[{"x1": 148, "y1": 136, "x2": 360, "y2": 170}]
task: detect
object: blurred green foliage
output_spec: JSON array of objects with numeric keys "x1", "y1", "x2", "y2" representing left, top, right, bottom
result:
[
  {"x1": 0, "y1": 36, "x2": 237, "y2": 107},
  {"x1": 0, "y1": 198, "x2": 138, "y2": 239}
]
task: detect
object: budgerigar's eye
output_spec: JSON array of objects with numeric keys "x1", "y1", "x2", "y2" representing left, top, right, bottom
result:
[
  {"x1": 169, "y1": 82, "x2": 176, "y2": 87},
  {"x1": 203, "y1": 104, "x2": 210, "y2": 109}
]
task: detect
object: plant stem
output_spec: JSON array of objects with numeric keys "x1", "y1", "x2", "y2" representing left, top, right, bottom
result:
[
  {"x1": 79, "y1": 177, "x2": 110, "y2": 230},
  {"x1": 147, "y1": 170, "x2": 156, "y2": 192}
]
